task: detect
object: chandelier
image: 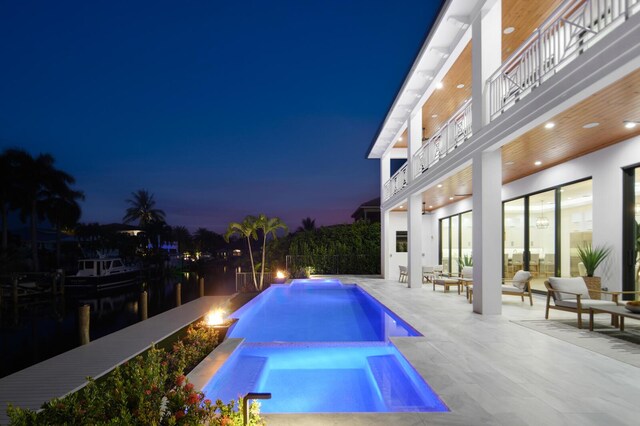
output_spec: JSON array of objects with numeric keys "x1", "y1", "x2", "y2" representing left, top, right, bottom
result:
[{"x1": 536, "y1": 200, "x2": 549, "y2": 229}]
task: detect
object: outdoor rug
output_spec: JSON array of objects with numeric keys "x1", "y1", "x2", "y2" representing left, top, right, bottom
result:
[{"x1": 512, "y1": 319, "x2": 640, "y2": 368}]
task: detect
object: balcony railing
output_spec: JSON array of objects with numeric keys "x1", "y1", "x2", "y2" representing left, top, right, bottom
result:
[
  {"x1": 488, "y1": 0, "x2": 640, "y2": 121},
  {"x1": 383, "y1": 162, "x2": 408, "y2": 201},
  {"x1": 413, "y1": 98, "x2": 473, "y2": 179}
]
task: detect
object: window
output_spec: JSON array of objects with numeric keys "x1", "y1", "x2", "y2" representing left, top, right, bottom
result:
[{"x1": 396, "y1": 231, "x2": 407, "y2": 252}]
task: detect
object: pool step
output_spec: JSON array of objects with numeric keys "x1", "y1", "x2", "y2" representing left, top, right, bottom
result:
[
  {"x1": 367, "y1": 355, "x2": 427, "y2": 411},
  {"x1": 214, "y1": 355, "x2": 267, "y2": 402}
]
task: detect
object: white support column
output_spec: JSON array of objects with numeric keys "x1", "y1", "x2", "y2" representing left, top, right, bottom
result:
[
  {"x1": 381, "y1": 209, "x2": 391, "y2": 279},
  {"x1": 472, "y1": 149, "x2": 502, "y2": 314},
  {"x1": 407, "y1": 112, "x2": 423, "y2": 180},
  {"x1": 407, "y1": 192, "x2": 423, "y2": 288},
  {"x1": 472, "y1": 0, "x2": 501, "y2": 132},
  {"x1": 381, "y1": 150, "x2": 391, "y2": 200}
]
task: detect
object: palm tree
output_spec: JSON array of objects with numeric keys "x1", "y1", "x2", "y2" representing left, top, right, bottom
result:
[
  {"x1": 123, "y1": 189, "x2": 165, "y2": 227},
  {"x1": 11, "y1": 150, "x2": 78, "y2": 271},
  {"x1": 43, "y1": 187, "x2": 84, "y2": 267},
  {"x1": 257, "y1": 214, "x2": 288, "y2": 290},
  {"x1": 225, "y1": 216, "x2": 259, "y2": 290},
  {"x1": 297, "y1": 217, "x2": 316, "y2": 232},
  {"x1": 172, "y1": 226, "x2": 192, "y2": 254}
]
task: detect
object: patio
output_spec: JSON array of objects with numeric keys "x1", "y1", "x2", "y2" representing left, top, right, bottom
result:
[{"x1": 263, "y1": 276, "x2": 640, "y2": 425}]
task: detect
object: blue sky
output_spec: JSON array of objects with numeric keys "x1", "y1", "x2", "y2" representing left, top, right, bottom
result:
[{"x1": 0, "y1": 0, "x2": 442, "y2": 232}]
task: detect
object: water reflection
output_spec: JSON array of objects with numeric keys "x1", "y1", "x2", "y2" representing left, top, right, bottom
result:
[{"x1": 0, "y1": 265, "x2": 235, "y2": 378}]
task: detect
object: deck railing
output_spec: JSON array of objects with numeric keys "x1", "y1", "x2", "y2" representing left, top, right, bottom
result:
[
  {"x1": 413, "y1": 98, "x2": 472, "y2": 179},
  {"x1": 383, "y1": 162, "x2": 408, "y2": 201},
  {"x1": 489, "y1": 0, "x2": 640, "y2": 121}
]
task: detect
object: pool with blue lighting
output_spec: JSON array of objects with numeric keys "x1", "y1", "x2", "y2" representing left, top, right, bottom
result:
[{"x1": 201, "y1": 279, "x2": 448, "y2": 413}]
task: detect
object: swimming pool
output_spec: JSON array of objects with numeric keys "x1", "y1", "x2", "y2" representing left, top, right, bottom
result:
[{"x1": 202, "y1": 279, "x2": 448, "y2": 413}]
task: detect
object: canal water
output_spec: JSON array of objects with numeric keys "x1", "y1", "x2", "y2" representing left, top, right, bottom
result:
[{"x1": 0, "y1": 264, "x2": 236, "y2": 378}]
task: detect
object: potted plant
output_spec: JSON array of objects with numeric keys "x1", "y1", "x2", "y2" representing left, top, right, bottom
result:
[{"x1": 576, "y1": 243, "x2": 611, "y2": 300}]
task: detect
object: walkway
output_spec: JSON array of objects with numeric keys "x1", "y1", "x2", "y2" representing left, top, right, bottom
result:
[
  {"x1": 262, "y1": 276, "x2": 640, "y2": 425},
  {"x1": 0, "y1": 295, "x2": 231, "y2": 424}
]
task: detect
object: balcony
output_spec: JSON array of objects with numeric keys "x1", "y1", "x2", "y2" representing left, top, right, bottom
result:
[
  {"x1": 413, "y1": 98, "x2": 472, "y2": 179},
  {"x1": 489, "y1": 0, "x2": 640, "y2": 121}
]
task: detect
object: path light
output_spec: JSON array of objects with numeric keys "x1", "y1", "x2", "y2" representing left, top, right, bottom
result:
[
  {"x1": 276, "y1": 271, "x2": 285, "y2": 279},
  {"x1": 205, "y1": 309, "x2": 226, "y2": 326}
]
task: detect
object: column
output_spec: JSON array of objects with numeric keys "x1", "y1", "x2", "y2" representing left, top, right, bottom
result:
[
  {"x1": 472, "y1": 0, "x2": 501, "y2": 132},
  {"x1": 381, "y1": 150, "x2": 391, "y2": 199},
  {"x1": 407, "y1": 192, "x2": 423, "y2": 288},
  {"x1": 381, "y1": 209, "x2": 391, "y2": 280},
  {"x1": 472, "y1": 149, "x2": 502, "y2": 314},
  {"x1": 407, "y1": 111, "x2": 423, "y2": 181}
]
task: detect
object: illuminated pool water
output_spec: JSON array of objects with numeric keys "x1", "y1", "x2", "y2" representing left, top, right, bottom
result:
[
  {"x1": 202, "y1": 279, "x2": 448, "y2": 413},
  {"x1": 227, "y1": 280, "x2": 419, "y2": 342}
]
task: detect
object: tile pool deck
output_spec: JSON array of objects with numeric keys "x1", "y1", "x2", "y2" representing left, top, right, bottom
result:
[{"x1": 249, "y1": 276, "x2": 640, "y2": 425}]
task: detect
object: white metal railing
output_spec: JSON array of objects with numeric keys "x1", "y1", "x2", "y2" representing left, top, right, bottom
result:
[
  {"x1": 383, "y1": 162, "x2": 408, "y2": 200},
  {"x1": 489, "y1": 0, "x2": 639, "y2": 121},
  {"x1": 413, "y1": 98, "x2": 473, "y2": 179}
]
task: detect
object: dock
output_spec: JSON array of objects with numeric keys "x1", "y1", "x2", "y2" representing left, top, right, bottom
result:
[{"x1": 0, "y1": 295, "x2": 231, "y2": 424}]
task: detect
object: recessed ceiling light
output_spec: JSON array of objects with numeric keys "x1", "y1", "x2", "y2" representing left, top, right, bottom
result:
[
  {"x1": 583, "y1": 122, "x2": 600, "y2": 128},
  {"x1": 429, "y1": 205, "x2": 433, "y2": 208},
  {"x1": 399, "y1": 137, "x2": 403, "y2": 141},
  {"x1": 505, "y1": 161, "x2": 514, "y2": 166},
  {"x1": 544, "y1": 122, "x2": 555, "y2": 129},
  {"x1": 456, "y1": 84, "x2": 465, "y2": 89},
  {"x1": 399, "y1": 205, "x2": 403, "y2": 208},
  {"x1": 449, "y1": 197, "x2": 454, "y2": 200},
  {"x1": 435, "y1": 82, "x2": 444, "y2": 89},
  {"x1": 534, "y1": 160, "x2": 542, "y2": 166},
  {"x1": 431, "y1": 114, "x2": 438, "y2": 118},
  {"x1": 559, "y1": 189, "x2": 564, "y2": 192},
  {"x1": 624, "y1": 120, "x2": 638, "y2": 129},
  {"x1": 437, "y1": 184, "x2": 443, "y2": 188},
  {"x1": 503, "y1": 27, "x2": 515, "y2": 34}
]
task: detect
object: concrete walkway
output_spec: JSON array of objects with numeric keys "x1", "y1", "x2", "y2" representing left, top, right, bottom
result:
[
  {"x1": 261, "y1": 276, "x2": 640, "y2": 425},
  {"x1": 0, "y1": 295, "x2": 230, "y2": 424}
]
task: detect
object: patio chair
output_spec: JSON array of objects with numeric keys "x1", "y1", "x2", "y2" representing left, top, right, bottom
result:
[
  {"x1": 399, "y1": 266, "x2": 408, "y2": 283},
  {"x1": 422, "y1": 266, "x2": 435, "y2": 283},
  {"x1": 433, "y1": 267, "x2": 465, "y2": 294},
  {"x1": 544, "y1": 277, "x2": 619, "y2": 329},
  {"x1": 502, "y1": 270, "x2": 533, "y2": 305},
  {"x1": 458, "y1": 266, "x2": 473, "y2": 301}
]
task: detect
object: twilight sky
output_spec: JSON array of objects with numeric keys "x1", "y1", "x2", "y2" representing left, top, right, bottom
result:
[{"x1": 0, "y1": 0, "x2": 442, "y2": 232}]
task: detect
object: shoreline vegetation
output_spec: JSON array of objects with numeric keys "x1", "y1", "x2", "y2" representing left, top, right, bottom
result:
[{"x1": 7, "y1": 295, "x2": 265, "y2": 426}]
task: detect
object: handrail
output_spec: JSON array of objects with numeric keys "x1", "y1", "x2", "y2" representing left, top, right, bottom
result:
[
  {"x1": 383, "y1": 162, "x2": 408, "y2": 201},
  {"x1": 243, "y1": 392, "x2": 271, "y2": 425},
  {"x1": 489, "y1": 0, "x2": 639, "y2": 121},
  {"x1": 412, "y1": 98, "x2": 472, "y2": 179}
]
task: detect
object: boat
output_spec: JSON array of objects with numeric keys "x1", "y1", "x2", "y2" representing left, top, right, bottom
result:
[{"x1": 66, "y1": 258, "x2": 141, "y2": 291}]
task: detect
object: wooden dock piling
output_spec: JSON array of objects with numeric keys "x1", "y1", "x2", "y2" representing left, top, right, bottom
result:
[
  {"x1": 140, "y1": 291, "x2": 148, "y2": 320},
  {"x1": 176, "y1": 283, "x2": 182, "y2": 307},
  {"x1": 199, "y1": 277, "x2": 204, "y2": 297},
  {"x1": 78, "y1": 305, "x2": 90, "y2": 345}
]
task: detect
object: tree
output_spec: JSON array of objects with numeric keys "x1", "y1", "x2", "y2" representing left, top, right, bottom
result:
[
  {"x1": 0, "y1": 150, "x2": 24, "y2": 258},
  {"x1": 296, "y1": 217, "x2": 316, "y2": 232},
  {"x1": 123, "y1": 190, "x2": 166, "y2": 227},
  {"x1": 225, "y1": 216, "x2": 259, "y2": 290},
  {"x1": 257, "y1": 214, "x2": 288, "y2": 290},
  {"x1": 172, "y1": 226, "x2": 192, "y2": 254},
  {"x1": 10, "y1": 150, "x2": 79, "y2": 271},
  {"x1": 43, "y1": 188, "x2": 84, "y2": 267}
]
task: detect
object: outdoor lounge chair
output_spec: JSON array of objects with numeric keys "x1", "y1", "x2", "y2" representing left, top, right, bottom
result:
[
  {"x1": 544, "y1": 277, "x2": 619, "y2": 329},
  {"x1": 433, "y1": 268, "x2": 463, "y2": 294},
  {"x1": 399, "y1": 266, "x2": 408, "y2": 283},
  {"x1": 502, "y1": 270, "x2": 533, "y2": 305}
]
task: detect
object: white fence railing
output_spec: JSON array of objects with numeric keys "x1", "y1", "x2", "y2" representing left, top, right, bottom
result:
[
  {"x1": 383, "y1": 162, "x2": 408, "y2": 201},
  {"x1": 413, "y1": 98, "x2": 473, "y2": 179},
  {"x1": 489, "y1": 0, "x2": 639, "y2": 121}
]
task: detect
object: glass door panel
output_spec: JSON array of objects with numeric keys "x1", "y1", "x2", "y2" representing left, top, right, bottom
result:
[
  {"x1": 504, "y1": 199, "x2": 525, "y2": 279},
  {"x1": 461, "y1": 211, "x2": 473, "y2": 268},
  {"x1": 441, "y1": 218, "x2": 450, "y2": 274},
  {"x1": 635, "y1": 169, "x2": 640, "y2": 292},
  {"x1": 560, "y1": 180, "x2": 592, "y2": 278},
  {"x1": 529, "y1": 190, "x2": 555, "y2": 291},
  {"x1": 451, "y1": 215, "x2": 459, "y2": 275}
]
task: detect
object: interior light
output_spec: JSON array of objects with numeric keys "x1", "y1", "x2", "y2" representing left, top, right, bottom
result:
[
  {"x1": 583, "y1": 122, "x2": 600, "y2": 129},
  {"x1": 534, "y1": 161, "x2": 542, "y2": 166},
  {"x1": 435, "y1": 82, "x2": 444, "y2": 89},
  {"x1": 505, "y1": 161, "x2": 515, "y2": 166},
  {"x1": 431, "y1": 114, "x2": 438, "y2": 118},
  {"x1": 399, "y1": 137, "x2": 403, "y2": 141},
  {"x1": 456, "y1": 84, "x2": 465, "y2": 89},
  {"x1": 624, "y1": 121, "x2": 638, "y2": 129},
  {"x1": 503, "y1": 27, "x2": 515, "y2": 34},
  {"x1": 429, "y1": 205, "x2": 433, "y2": 208},
  {"x1": 544, "y1": 122, "x2": 555, "y2": 129},
  {"x1": 437, "y1": 184, "x2": 443, "y2": 188},
  {"x1": 449, "y1": 197, "x2": 454, "y2": 200}
]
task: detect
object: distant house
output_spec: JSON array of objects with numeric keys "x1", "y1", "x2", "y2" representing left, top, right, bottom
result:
[{"x1": 351, "y1": 197, "x2": 380, "y2": 223}]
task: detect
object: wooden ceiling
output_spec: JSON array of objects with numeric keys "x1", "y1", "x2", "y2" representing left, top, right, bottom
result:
[
  {"x1": 502, "y1": 0, "x2": 564, "y2": 61},
  {"x1": 395, "y1": 68, "x2": 640, "y2": 212},
  {"x1": 503, "y1": 68, "x2": 640, "y2": 183}
]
